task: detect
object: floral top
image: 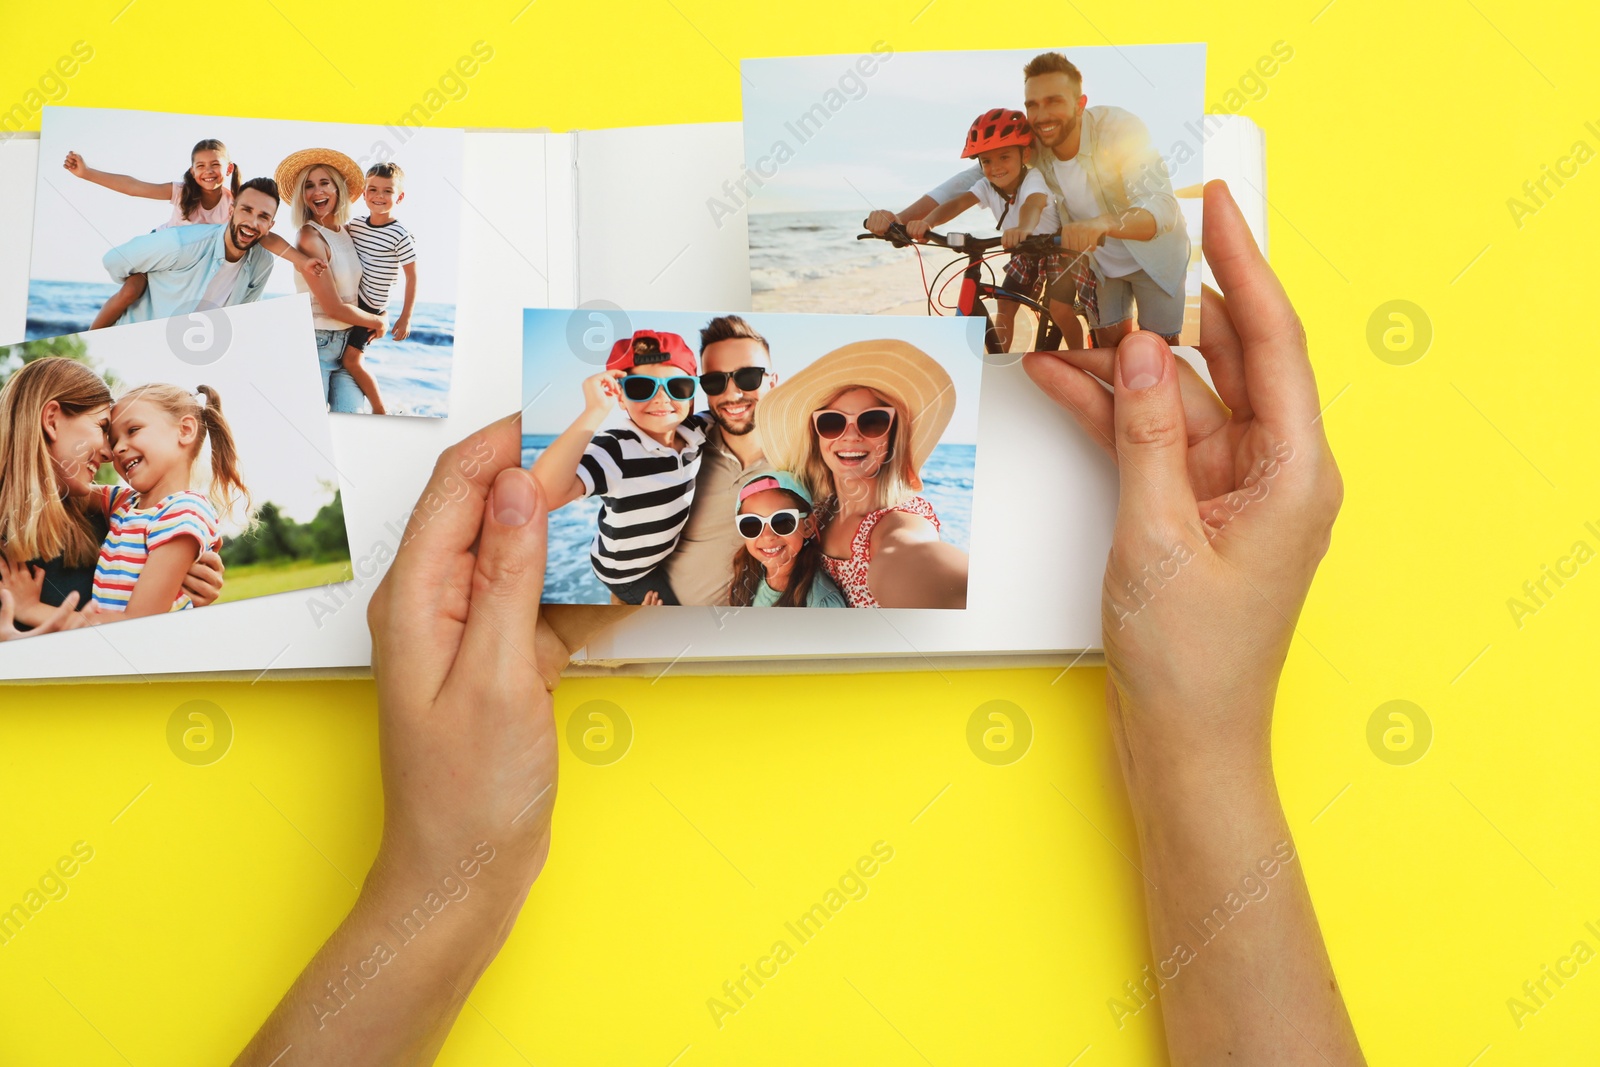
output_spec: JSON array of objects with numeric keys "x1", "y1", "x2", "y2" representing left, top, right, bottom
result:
[{"x1": 820, "y1": 495, "x2": 941, "y2": 608}]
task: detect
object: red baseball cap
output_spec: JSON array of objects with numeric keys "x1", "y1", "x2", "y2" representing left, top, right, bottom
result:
[{"x1": 606, "y1": 330, "x2": 698, "y2": 376}]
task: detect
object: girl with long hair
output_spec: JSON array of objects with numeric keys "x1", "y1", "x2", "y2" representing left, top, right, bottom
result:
[
  {"x1": 86, "y1": 383, "x2": 251, "y2": 618},
  {"x1": 62, "y1": 139, "x2": 325, "y2": 329},
  {"x1": 727, "y1": 470, "x2": 846, "y2": 608}
]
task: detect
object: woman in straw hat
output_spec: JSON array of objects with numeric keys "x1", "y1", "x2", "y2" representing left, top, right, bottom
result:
[
  {"x1": 275, "y1": 148, "x2": 386, "y2": 413},
  {"x1": 760, "y1": 339, "x2": 968, "y2": 609}
]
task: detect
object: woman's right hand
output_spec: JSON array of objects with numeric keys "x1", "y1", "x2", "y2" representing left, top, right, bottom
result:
[
  {"x1": 0, "y1": 589, "x2": 80, "y2": 641},
  {"x1": 1022, "y1": 179, "x2": 1343, "y2": 765},
  {"x1": 905, "y1": 219, "x2": 930, "y2": 243},
  {"x1": 0, "y1": 556, "x2": 46, "y2": 618},
  {"x1": 63, "y1": 151, "x2": 87, "y2": 177}
]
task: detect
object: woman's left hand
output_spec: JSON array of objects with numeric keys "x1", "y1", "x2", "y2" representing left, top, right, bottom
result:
[{"x1": 182, "y1": 550, "x2": 227, "y2": 608}]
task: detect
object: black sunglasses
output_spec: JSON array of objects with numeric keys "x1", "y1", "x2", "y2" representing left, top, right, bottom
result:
[
  {"x1": 699, "y1": 366, "x2": 768, "y2": 396},
  {"x1": 620, "y1": 374, "x2": 697, "y2": 403}
]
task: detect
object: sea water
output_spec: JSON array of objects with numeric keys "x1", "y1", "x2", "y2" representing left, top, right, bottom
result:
[
  {"x1": 26, "y1": 280, "x2": 455, "y2": 418},
  {"x1": 523, "y1": 433, "x2": 975, "y2": 605}
]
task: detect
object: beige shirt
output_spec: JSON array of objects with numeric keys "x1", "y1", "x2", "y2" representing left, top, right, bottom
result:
[{"x1": 660, "y1": 420, "x2": 767, "y2": 606}]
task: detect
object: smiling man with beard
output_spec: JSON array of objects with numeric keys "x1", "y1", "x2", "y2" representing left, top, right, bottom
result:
[
  {"x1": 99, "y1": 176, "x2": 283, "y2": 326},
  {"x1": 659, "y1": 314, "x2": 781, "y2": 606}
]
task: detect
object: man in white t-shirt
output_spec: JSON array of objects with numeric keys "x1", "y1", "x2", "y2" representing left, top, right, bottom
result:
[{"x1": 868, "y1": 52, "x2": 1191, "y2": 346}]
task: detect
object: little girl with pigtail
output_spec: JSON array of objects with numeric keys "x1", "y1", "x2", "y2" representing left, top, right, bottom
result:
[{"x1": 86, "y1": 383, "x2": 252, "y2": 619}]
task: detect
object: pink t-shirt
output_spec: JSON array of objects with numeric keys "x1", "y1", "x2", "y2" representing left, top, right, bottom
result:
[{"x1": 160, "y1": 181, "x2": 233, "y2": 229}]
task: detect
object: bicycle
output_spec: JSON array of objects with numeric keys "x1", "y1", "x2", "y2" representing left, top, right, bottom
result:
[{"x1": 857, "y1": 219, "x2": 1096, "y2": 355}]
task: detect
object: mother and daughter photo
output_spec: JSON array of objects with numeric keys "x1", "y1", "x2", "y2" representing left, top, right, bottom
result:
[
  {"x1": 27, "y1": 108, "x2": 466, "y2": 418},
  {"x1": 0, "y1": 357, "x2": 248, "y2": 637},
  {"x1": 0, "y1": 301, "x2": 353, "y2": 643},
  {"x1": 521, "y1": 311, "x2": 978, "y2": 611}
]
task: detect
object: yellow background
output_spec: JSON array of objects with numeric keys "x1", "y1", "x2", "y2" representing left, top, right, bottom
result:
[{"x1": 3, "y1": 2, "x2": 1598, "y2": 1063}]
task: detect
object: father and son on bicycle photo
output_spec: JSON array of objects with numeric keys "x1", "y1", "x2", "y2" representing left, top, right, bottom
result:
[{"x1": 746, "y1": 45, "x2": 1204, "y2": 352}]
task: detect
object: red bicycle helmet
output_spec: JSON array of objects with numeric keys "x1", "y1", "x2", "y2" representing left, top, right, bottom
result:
[{"x1": 962, "y1": 108, "x2": 1032, "y2": 158}]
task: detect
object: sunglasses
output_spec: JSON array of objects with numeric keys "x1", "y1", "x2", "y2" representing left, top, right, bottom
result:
[
  {"x1": 812, "y1": 406, "x2": 895, "y2": 440},
  {"x1": 699, "y1": 366, "x2": 768, "y2": 396},
  {"x1": 737, "y1": 509, "x2": 807, "y2": 540},
  {"x1": 619, "y1": 374, "x2": 696, "y2": 403}
]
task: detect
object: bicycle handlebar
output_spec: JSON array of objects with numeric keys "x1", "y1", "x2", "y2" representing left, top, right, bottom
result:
[{"x1": 856, "y1": 218, "x2": 1101, "y2": 254}]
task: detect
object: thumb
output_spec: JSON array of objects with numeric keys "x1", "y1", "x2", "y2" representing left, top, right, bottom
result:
[
  {"x1": 1113, "y1": 332, "x2": 1196, "y2": 533},
  {"x1": 457, "y1": 466, "x2": 549, "y2": 689}
]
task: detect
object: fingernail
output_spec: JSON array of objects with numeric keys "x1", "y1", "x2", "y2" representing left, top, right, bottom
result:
[
  {"x1": 1118, "y1": 334, "x2": 1166, "y2": 391},
  {"x1": 493, "y1": 468, "x2": 535, "y2": 527}
]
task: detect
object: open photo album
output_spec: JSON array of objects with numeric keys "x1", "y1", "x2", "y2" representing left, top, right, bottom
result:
[{"x1": 0, "y1": 43, "x2": 1271, "y2": 682}]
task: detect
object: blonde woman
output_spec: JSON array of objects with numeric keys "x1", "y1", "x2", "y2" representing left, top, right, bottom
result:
[
  {"x1": 275, "y1": 149, "x2": 385, "y2": 413},
  {"x1": 759, "y1": 340, "x2": 968, "y2": 608},
  {"x1": 0, "y1": 358, "x2": 224, "y2": 639}
]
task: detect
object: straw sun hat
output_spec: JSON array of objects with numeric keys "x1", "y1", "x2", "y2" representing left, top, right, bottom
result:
[
  {"x1": 759, "y1": 339, "x2": 955, "y2": 491},
  {"x1": 273, "y1": 148, "x2": 365, "y2": 213}
]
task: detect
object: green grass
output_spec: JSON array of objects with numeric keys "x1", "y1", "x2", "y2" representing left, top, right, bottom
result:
[{"x1": 214, "y1": 558, "x2": 354, "y2": 604}]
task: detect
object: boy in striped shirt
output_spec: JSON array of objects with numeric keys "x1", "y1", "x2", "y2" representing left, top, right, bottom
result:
[
  {"x1": 531, "y1": 330, "x2": 707, "y2": 605},
  {"x1": 341, "y1": 161, "x2": 418, "y2": 415}
]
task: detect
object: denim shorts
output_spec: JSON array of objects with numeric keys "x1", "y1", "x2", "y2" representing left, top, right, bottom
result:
[
  {"x1": 1054, "y1": 266, "x2": 1185, "y2": 337},
  {"x1": 314, "y1": 327, "x2": 366, "y2": 413}
]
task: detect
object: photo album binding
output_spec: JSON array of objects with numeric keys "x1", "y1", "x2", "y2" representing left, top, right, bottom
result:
[{"x1": 0, "y1": 42, "x2": 1272, "y2": 682}]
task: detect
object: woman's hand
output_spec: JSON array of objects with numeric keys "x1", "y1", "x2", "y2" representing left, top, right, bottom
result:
[
  {"x1": 1024, "y1": 181, "x2": 1341, "y2": 759},
  {"x1": 182, "y1": 550, "x2": 228, "y2": 608},
  {"x1": 905, "y1": 219, "x2": 931, "y2": 243},
  {"x1": 63, "y1": 150, "x2": 87, "y2": 177},
  {"x1": 0, "y1": 557, "x2": 47, "y2": 624},
  {"x1": 0, "y1": 589, "x2": 80, "y2": 641},
  {"x1": 233, "y1": 414, "x2": 634, "y2": 1064},
  {"x1": 1022, "y1": 181, "x2": 1361, "y2": 1065}
]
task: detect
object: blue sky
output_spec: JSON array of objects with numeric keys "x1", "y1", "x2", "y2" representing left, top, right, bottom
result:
[
  {"x1": 740, "y1": 43, "x2": 1205, "y2": 215},
  {"x1": 31, "y1": 106, "x2": 463, "y2": 303},
  {"x1": 522, "y1": 309, "x2": 983, "y2": 444}
]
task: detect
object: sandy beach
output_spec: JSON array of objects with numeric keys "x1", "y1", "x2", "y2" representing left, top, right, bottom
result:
[{"x1": 754, "y1": 249, "x2": 1199, "y2": 349}]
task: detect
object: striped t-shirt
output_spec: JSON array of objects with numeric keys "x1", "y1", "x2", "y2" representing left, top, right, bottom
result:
[
  {"x1": 91, "y1": 486, "x2": 220, "y2": 613},
  {"x1": 346, "y1": 216, "x2": 417, "y2": 311},
  {"x1": 577, "y1": 415, "x2": 709, "y2": 588}
]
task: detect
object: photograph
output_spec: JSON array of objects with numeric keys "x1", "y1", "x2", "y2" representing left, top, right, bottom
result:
[
  {"x1": 740, "y1": 44, "x2": 1206, "y2": 350},
  {"x1": 26, "y1": 105, "x2": 465, "y2": 417},
  {"x1": 521, "y1": 308, "x2": 981, "y2": 609},
  {"x1": 0, "y1": 296, "x2": 351, "y2": 642}
]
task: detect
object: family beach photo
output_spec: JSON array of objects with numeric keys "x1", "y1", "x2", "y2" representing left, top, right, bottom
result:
[
  {"x1": 741, "y1": 44, "x2": 1206, "y2": 350},
  {"x1": 521, "y1": 309, "x2": 980, "y2": 609},
  {"x1": 0, "y1": 298, "x2": 351, "y2": 643},
  {"x1": 26, "y1": 106, "x2": 465, "y2": 417}
]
